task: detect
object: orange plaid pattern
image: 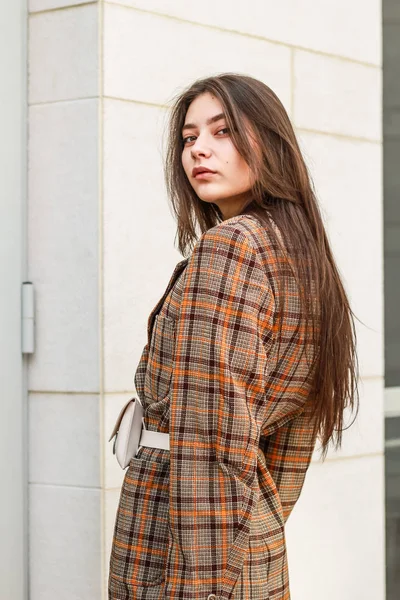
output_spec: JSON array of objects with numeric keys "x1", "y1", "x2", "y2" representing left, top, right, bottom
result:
[{"x1": 109, "y1": 214, "x2": 319, "y2": 599}]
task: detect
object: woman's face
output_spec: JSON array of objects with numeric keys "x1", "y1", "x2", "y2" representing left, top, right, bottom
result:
[{"x1": 181, "y1": 92, "x2": 255, "y2": 220}]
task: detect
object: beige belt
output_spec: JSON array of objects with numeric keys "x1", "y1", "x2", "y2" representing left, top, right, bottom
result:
[{"x1": 139, "y1": 425, "x2": 170, "y2": 450}]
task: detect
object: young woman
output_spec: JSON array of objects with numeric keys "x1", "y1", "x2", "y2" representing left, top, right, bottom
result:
[{"x1": 108, "y1": 73, "x2": 359, "y2": 600}]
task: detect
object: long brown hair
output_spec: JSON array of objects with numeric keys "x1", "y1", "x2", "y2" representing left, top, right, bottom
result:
[{"x1": 163, "y1": 72, "x2": 359, "y2": 460}]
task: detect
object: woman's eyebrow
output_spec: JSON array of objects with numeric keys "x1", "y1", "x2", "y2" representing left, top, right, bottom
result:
[{"x1": 182, "y1": 112, "x2": 226, "y2": 133}]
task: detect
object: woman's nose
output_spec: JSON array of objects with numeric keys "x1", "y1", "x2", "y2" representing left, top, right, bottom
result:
[{"x1": 191, "y1": 136, "x2": 211, "y2": 158}]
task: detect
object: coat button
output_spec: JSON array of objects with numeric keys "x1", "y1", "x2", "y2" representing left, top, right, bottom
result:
[{"x1": 207, "y1": 595, "x2": 217, "y2": 600}]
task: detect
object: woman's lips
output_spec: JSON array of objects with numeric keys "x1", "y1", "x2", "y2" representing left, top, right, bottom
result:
[{"x1": 194, "y1": 171, "x2": 217, "y2": 179}]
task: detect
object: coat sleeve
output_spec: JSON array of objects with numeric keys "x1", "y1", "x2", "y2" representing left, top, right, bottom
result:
[
  {"x1": 164, "y1": 223, "x2": 277, "y2": 599},
  {"x1": 260, "y1": 399, "x2": 319, "y2": 525}
]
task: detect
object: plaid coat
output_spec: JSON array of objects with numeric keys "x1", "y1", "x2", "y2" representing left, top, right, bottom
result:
[{"x1": 109, "y1": 213, "x2": 319, "y2": 600}]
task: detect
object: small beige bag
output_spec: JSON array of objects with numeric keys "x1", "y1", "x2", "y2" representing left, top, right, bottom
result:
[{"x1": 108, "y1": 396, "x2": 144, "y2": 469}]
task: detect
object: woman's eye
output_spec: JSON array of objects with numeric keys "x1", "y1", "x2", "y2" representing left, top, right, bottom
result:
[
  {"x1": 182, "y1": 135, "x2": 195, "y2": 145},
  {"x1": 182, "y1": 128, "x2": 230, "y2": 145}
]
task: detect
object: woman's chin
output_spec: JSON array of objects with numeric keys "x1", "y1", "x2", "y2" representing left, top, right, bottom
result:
[
  {"x1": 196, "y1": 188, "x2": 230, "y2": 204},
  {"x1": 197, "y1": 194, "x2": 221, "y2": 204}
]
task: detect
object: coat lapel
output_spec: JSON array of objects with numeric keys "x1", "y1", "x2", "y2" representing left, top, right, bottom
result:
[{"x1": 146, "y1": 258, "x2": 189, "y2": 346}]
